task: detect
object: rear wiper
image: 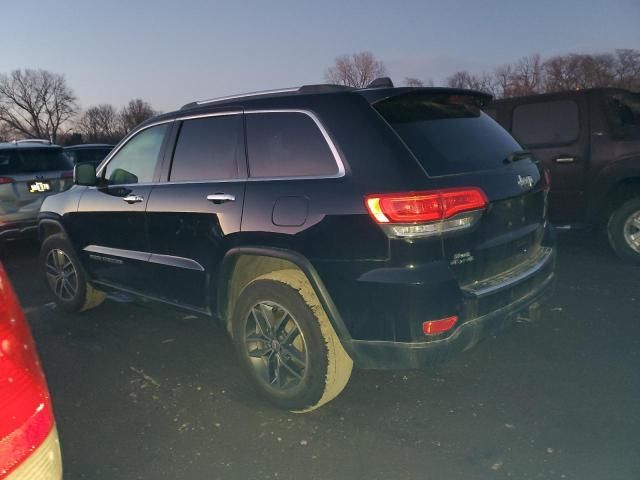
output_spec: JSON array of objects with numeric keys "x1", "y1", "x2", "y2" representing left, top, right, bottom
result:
[{"x1": 504, "y1": 149, "x2": 532, "y2": 164}]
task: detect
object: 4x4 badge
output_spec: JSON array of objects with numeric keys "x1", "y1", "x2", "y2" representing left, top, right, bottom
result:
[{"x1": 517, "y1": 175, "x2": 534, "y2": 189}]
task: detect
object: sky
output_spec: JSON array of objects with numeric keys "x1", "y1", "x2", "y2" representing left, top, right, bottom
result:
[{"x1": 1, "y1": 0, "x2": 638, "y2": 112}]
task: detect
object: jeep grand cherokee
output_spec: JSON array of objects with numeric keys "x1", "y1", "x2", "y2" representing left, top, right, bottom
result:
[{"x1": 38, "y1": 80, "x2": 555, "y2": 411}]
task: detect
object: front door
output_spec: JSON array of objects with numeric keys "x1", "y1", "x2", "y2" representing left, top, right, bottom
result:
[
  {"x1": 145, "y1": 112, "x2": 246, "y2": 310},
  {"x1": 510, "y1": 95, "x2": 589, "y2": 225},
  {"x1": 74, "y1": 122, "x2": 172, "y2": 291}
]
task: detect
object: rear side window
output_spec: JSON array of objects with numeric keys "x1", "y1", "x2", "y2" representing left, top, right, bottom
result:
[
  {"x1": 170, "y1": 115, "x2": 243, "y2": 182},
  {"x1": 246, "y1": 112, "x2": 339, "y2": 178},
  {"x1": 512, "y1": 100, "x2": 579, "y2": 146},
  {"x1": 0, "y1": 148, "x2": 71, "y2": 175},
  {"x1": 376, "y1": 93, "x2": 522, "y2": 176},
  {"x1": 605, "y1": 91, "x2": 640, "y2": 138}
]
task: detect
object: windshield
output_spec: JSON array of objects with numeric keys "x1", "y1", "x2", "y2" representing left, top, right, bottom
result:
[
  {"x1": 375, "y1": 93, "x2": 524, "y2": 176},
  {"x1": 0, "y1": 148, "x2": 72, "y2": 175}
]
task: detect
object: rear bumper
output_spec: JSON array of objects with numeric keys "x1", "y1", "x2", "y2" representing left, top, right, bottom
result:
[
  {"x1": 344, "y1": 247, "x2": 556, "y2": 370},
  {"x1": 6, "y1": 426, "x2": 62, "y2": 480}
]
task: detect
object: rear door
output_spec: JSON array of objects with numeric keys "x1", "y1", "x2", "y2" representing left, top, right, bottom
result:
[
  {"x1": 0, "y1": 147, "x2": 73, "y2": 229},
  {"x1": 145, "y1": 111, "x2": 246, "y2": 310},
  {"x1": 74, "y1": 122, "x2": 172, "y2": 291},
  {"x1": 509, "y1": 96, "x2": 589, "y2": 224},
  {"x1": 374, "y1": 92, "x2": 548, "y2": 285}
]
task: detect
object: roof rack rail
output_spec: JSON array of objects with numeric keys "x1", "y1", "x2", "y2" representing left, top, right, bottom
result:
[
  {"x1": 181, "y1": 83, "x2": 356, "y2": 110},
  {"x1": 12, "y1": 139, "x2": 52, "y2": 145},
  {"x1": 367, "y1": 77, "x2": 394, "y2": 88},
  {"x1": 297, "y1": 84, "x2": 354, "y2": 94}
]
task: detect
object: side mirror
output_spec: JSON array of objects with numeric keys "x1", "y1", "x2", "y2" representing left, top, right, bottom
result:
[{"x1": 74, "y1": 163, "x2": 97, "y2": 186}]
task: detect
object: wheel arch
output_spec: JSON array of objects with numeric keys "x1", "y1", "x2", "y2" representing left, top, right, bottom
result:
[
  {"x1": 217, "y1": 247, "x2": 354, "y2": 351},
  {"x1": 600, "y1": 176, "x2": 640, "y2": 226},
  {"x1": 38, "y1": 215, "x2": 70, "y2": 243}
]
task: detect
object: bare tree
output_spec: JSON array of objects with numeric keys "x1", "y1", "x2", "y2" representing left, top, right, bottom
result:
[
  {"x1": 509, "y1": 54, "x2": 544, "y2": 96},
  {"x1": 446, "y1": 71, "x2": 495, "y2": 95},
  {"x1": 325, "y1": 52, "x2": 387, "y2": 88},
  {"x1": 0, "y1": 69, "x2": 77, "y2": 142},
  {"x1": 0, "y1": 121, "x2": 12, "y2": 142},
  {"x1": 404, "y1": 77, "x2": 424, "y2": 87},
  {"x1": 77, "y1": 104, "x2": 121, "y2": 143},
  {"x1": 119, "y1": 99, "x2": 157, "y2": 134}
]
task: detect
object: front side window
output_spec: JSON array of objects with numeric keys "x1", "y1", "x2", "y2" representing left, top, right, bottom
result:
[
  {"x1": 246, "y1": 112, "x2": 339, "y2": 178},
  {"x1": 103, "y1": 124, "x2": 168, "y2": 185},
  {"x1": 170, "y1": 115, "x2": 243, "y2": 182},
  {"x1": 512, "y1": 100, "x2": 579, "y2": 146}
]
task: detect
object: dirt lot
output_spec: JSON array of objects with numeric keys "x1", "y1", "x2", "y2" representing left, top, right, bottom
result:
[{"x1": 2, "y1": 232, "x2": 639, "y2": 480}]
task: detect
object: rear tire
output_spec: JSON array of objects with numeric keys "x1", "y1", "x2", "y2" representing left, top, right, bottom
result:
[
  {"x1": 607, "y1": 197, "x2": 640, "y2": 264},
  {"x1": 40, "y1": 234, "x2": 106, "y2": 312},
  {"x1": 231, "y1": 269, "x2": 353, "y2": 412}
]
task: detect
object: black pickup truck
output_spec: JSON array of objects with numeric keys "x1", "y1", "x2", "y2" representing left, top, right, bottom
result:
[{"x1": 486, "y1": 88, "x2": 640, "y2": 263}]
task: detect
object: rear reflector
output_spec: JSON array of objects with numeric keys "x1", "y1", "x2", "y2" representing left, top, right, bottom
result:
[
  {"x1": 0, "y1": 263, "x2": 54, "y2": 479},
  {"x1": 0, "y1": 177, "x2": 15, "y2": 185},
  {"x1": 365, "y1": 188, "x2": 487, "y2": 224},
  {"x1": 423, "y1": 316, "x2": 458, "y2": 335}
]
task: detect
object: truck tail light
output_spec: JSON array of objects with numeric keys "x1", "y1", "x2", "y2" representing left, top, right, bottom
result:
[
  {"x1": 0, "y1": 264, "x2": 55, "y2": 479},
  {"x1": 423, "y1": 315, "x2": 459, "y2": 335},
  {"x1": 0, "y1": 177, "x2": 15, "y2": 185},
  {"x1": 365, "y1": 188, "x2": 488, "y2": 238}
]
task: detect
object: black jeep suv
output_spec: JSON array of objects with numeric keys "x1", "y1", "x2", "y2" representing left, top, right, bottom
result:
[{"x1": 38, "y1": 81, "x2": 555, "y2": 411}]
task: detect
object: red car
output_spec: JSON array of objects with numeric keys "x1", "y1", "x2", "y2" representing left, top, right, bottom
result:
[{"x1": 0, "y1": 263, "x2": 62, "y2": 479}]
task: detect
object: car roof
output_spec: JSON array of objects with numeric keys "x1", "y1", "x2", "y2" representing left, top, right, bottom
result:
[
  {"x1": 64, "y1": 144, "x2": 114, "y2": 150},
  {"x1": 135, "y1": 83, "x2": 494, "y2": 130},
  {"x1": 0, "y1": 142, "x2": 63, "y2": 151}
]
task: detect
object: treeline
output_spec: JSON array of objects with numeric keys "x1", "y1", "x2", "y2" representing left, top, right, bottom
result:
[
  {"x1": 445, "y1": 49, "x2": 640, "y2": 98},
  {"x1": 0, "y1": 69, "x2": 158, "y2": 145}
]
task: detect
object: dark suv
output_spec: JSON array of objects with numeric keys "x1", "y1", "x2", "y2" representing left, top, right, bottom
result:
[
  {"x1": 486, "y1": 88, "x2": 640, "y2": 262},
  {"x1": 38, "y1": 82, "x2": 555, "y2": 411}
]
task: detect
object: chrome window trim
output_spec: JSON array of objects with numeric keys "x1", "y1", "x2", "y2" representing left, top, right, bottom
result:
[{"x1": 95, "y1": 108, "x2": 346, "y2": 187}]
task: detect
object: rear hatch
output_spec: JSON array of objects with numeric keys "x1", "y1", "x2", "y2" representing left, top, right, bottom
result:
[
  {"x1": 373, "y1": 91, "x2": 548, "y2": 285},
  {"x1": 0, "y1": 147, "x2": 73, "y2": 221}
]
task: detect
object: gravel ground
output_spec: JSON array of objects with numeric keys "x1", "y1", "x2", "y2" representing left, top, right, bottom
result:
[{"x1": 1, "y1": 232, "x2": 639, "y2": 480}]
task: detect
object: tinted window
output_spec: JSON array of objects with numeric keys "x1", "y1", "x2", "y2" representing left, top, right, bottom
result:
[
  {"x1": 246, "y1": 112, "x2": 338, "y2": 178},
  {"x1": 0, "y1": 148, "x2": 71, "y2": 175},
  {"x1": 376, "y1": 93, "x2": 523, "y2": 176},
  {"x1": 606, "y1": 91, "x2": 640, "y2": 136},
  {"x1": 512, "y1": 100, "x2": 579, "y2": 146},
  {"x1": 104, "y1": 124, "x2": 168, "y2": 185},
  {"x1": 170, "y1": 115, "x2": 242, "y2": 181},
  {"x1": 74, "y1": 149, "x2": 112, "y2": 165}
]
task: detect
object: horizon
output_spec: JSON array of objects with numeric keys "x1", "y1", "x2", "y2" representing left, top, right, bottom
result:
[{"x1": 1, "y1": 0, "x2": 638, "y2": 111}]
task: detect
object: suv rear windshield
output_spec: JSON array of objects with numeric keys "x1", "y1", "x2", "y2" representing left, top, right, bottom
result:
[
  {"x1": 375, "y1": 93, "x2": 522, "y2": 176},
  {"x1": 0, "y1": 148, "x2": 72, "y2": 175}
]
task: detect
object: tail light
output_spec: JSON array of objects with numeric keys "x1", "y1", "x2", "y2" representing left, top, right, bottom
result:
[
  {"x1": 0, "y1": 264, "x2": 54, "y2": 479},
  {"x1": 0, "y1": 177, "x2": 15, "y2": 185},
  {"x1": 365, "y1": 187, "x2": 488, "y2": 238},
  {"x1": 423, "y1": 316, "x2": 458, "y2": 335}
]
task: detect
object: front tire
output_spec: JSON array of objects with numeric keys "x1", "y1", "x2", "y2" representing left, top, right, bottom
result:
[
  {"x1": 231, "y1": 270, "x2": 353, "y2": 412},
  {"x1": 607, "y1": 197, "x2": 640, "y2": 264},
  {"x1": 40, "y1": 234, "x2": 106, "y2": 312}
]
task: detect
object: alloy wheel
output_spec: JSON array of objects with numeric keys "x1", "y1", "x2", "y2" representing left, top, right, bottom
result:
[
  {"x1": 244, "y1": 301, "x2": 308, "y2": 390},
  {"x1": 623, "y1": 210, "x2": 640, "y2": 253},
  {"x1": 45, "y1": 249, "x2": 78, "y2": 301}
]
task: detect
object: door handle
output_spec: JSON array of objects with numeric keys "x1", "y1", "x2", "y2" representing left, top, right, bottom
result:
[
  {"x1": 123, "y1": 194, "x2": 144, "y2": 204},
  {"x1": 554, "y1": 156, "x2": 576, "y2": 164},
  {"x1": 207, "y1": 193, "x2": 236, "y2": 204}
]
